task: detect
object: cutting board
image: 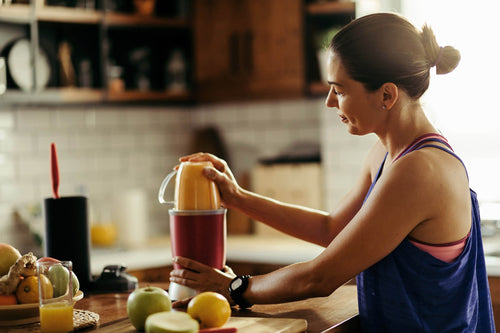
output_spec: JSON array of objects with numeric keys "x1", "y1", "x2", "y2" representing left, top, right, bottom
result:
[{"x1": 97, "y1": 316, "x2": 307, "y2": 333}]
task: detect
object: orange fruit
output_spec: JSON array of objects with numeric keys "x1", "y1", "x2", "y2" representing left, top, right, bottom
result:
[
  {"x1": 91, "y1": 224, "x2": 117, "y2": 246},
  {"x1": 16, "y1": 275, "x2": 53, "y2": 304},
  {"x1": 0, "y1": 294, "x2": 17, "y2": 305}
]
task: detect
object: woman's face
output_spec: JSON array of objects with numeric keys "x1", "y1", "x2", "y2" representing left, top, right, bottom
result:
[{"x1": 325, "y1": 51, "x2": 382, "y2": 136}]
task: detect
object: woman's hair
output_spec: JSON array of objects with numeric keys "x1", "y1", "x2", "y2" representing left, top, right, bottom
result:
[{"x1": 329, "y1": 13, "x2": 460, "y2": 99}]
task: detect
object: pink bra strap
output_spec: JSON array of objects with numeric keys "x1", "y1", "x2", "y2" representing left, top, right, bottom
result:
[{"x1": 393, "y1": 133, "x2": 452, "y2": 163}]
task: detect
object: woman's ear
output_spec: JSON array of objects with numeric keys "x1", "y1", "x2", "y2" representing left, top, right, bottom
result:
[{"x1": 381, "y1": 83, "x2": 398, "y2": 110}]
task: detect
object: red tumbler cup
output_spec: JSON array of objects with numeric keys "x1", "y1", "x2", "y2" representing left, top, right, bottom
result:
[{"x1": 168, "y1": 209, "x2": 227, "y2": 300}]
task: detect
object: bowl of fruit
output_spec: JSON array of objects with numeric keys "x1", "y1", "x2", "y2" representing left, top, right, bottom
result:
[{"x1": 0, "y1": 243, "x2": 82, "y2": 326}]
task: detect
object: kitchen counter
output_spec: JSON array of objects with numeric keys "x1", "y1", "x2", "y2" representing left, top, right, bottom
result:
[
  {"x1": 73, "y1": 282, "x2": 359, "y2": 333},
  {"x1": 91, "y1": 234, "x2": 500, "y2": 277}
]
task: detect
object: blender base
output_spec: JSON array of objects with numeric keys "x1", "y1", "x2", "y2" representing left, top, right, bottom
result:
[{"x1": 168, "y1": 282, "x2": 197, "y2": 301}]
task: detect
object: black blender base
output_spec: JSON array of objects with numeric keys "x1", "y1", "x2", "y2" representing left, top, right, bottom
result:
[{"x1": 88, "y1": 265, "x2": 138, "y2": 293}]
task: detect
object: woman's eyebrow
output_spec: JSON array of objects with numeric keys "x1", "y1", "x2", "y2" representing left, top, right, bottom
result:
[{"x1": 327, "y1": 81, "x2": 343, "y2": 87}]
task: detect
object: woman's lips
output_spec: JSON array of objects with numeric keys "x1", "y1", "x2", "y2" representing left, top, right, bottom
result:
[{"x1": 338, "y1": 113, "x2": 348, "y2": 123}]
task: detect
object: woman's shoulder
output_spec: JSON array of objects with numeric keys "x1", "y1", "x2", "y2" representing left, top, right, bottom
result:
[{"x1": 387, "y1": 144, "x2": 469, "y2": 202}]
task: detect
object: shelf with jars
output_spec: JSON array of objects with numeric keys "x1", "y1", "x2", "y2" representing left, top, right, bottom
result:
[{"x1": 0, "y1": 0, "x2": 192, "y2": 104}]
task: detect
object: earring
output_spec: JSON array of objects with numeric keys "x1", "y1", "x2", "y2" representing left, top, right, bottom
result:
[{"x1": 382, "y1": 105, "x2": 387, "y2": 110}]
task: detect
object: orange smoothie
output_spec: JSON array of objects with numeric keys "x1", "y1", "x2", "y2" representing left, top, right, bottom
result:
[
  {"x1": 175, "y1": 161, "x2": 221, "y2": 210},
  {"x1": 39, "y1": 303, "x2": 73, "y2": 333}
]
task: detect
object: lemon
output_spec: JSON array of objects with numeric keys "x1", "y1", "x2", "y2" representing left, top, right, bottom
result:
[
  {"x1": 16, "y1": 275, "x2": 53, "y2": 304},
  {"x1": 187, "y1": 292, "x2": 231, "y2": 328}
]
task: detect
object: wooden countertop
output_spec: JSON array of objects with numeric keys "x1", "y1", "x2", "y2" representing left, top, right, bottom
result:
[{"x1": 75, "y1": 282, "x2": 359, "y2": 333}]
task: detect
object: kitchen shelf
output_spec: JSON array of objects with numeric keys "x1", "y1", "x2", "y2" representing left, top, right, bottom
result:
[
  {"x1": 306, "y1": 1, "x2": 356, "y2": 15},
  {"x1": 0, "y1": 4, "x2": 190, "y2": 26},
  {"x1": 37, "y1": 6, "x2": 101, "y2": 24},
  {"x1": 0, "y1": 88, "x2": 193, "y2": 104},
  {"x1": 0, "y1": 4, "x2": 31, "y2": 24},
  {"x1": 0, "y1": 87, "x2": 103, "y2": 104},
  {"x1": 106, "y1": 89, "x2": 191, "y2": 102},
  {"x1": 104, "y1": 12, "x2": 189, "y2": 28},
  {"x1": 0, "y1": 1, "x2": 193, "y2": 104},
  {"x1": 304, "y1": 1, "x2": 355, "y2": 97}
]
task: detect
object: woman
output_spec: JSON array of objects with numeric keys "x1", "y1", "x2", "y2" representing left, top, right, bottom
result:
[{"x1": 170, "y1": 13, "x2": 495, "y2": 332}]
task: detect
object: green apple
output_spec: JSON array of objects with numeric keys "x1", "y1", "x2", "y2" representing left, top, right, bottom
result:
[
  {"x1": 127, "y1": 286, "x2": 172, "y2": 331},
  {"x1": 145, "y1": 311, "x2": 199, "y2": 333},
  {"x1": 47, "y1": 264, "x2": 80, "y2": 297}
]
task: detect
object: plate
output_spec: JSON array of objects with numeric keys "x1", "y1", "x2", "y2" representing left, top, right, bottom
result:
[
  {"x1": 0, "y1": 290, "x2": 84, "y2": 327},
  {"x1": 7, "y1": 38, "x2": 51, "y2": 92}
]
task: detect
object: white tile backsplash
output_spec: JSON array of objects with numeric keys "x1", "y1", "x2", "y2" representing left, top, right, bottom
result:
[
  {"x1": 0, "y1": 111, "x2": 14, "y2": 128},
  {"x1": 0, "y1": 100, "x2": 326, "y2": 247},
  {"x1": 3, "y1": 97, "x2": 495, "y2": 249}
]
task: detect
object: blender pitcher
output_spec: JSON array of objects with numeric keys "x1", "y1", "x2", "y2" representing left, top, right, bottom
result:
[
  {"x1": 158, "y1": 161, "x2": 226, "y2": 301},
  {"x1": 159, "y1": 161, "x2": 221, "y2": 210}
]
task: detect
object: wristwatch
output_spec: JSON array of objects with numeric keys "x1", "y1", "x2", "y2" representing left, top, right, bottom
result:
[{"x1": 229, "y1": 275, "x2": 253, "y2": 309}]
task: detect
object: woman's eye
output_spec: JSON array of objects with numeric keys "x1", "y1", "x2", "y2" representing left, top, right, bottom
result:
[{"x1": 334, "y1": 90, "x2": 344, "y2": 96}]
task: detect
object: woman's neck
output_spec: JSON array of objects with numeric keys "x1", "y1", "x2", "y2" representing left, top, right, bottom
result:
[{"x1": 377, "y1": 100, "x2": 437, "y2": 162}]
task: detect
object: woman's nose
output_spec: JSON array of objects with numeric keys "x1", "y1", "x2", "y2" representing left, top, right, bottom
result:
[{"x1": 325, "y1": 87, "x2": 339, "y2": 108}]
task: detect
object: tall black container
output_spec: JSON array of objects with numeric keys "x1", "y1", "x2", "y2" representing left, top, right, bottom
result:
[{"x1": 43, "y1": 196, "x2": 92, "y2": 291}]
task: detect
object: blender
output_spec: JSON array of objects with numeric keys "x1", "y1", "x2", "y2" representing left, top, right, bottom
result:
[{"x1": 158, "y1": 161, "x2": 226, "y2": 301}]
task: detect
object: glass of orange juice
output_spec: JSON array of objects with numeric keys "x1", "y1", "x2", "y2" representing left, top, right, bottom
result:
[{"x1": 36, "y1": 260, "x2": 74, "y2": 333}]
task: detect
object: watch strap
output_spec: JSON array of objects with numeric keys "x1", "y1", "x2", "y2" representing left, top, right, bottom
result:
[{"x1": 229, "y1": 275, "x2": 253, "y2": 308}]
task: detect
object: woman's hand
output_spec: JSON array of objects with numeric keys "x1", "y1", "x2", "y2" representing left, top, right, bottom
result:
[
  {"x1": 179, "y1": 153, "x2": 241, "y2": 209},
  {"x1": 169, "y1": 256, "x2": 236, "y2": 307}
]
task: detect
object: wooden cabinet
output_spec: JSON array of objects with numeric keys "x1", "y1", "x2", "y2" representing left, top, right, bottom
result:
[
  {"x1": 193, "y1": 0, "x2": 304, "y2": 102},
  {"x1": 0, "y1": 0, "x2": 355, "y2": 104}
]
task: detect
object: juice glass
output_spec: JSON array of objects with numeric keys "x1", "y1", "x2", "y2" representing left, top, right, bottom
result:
[{"x1": 37, "y1": 260, "x2": 74, "y2": 333}]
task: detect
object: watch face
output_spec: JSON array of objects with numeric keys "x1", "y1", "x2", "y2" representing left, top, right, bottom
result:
[{"x1": 232, "y1": 278, "x2": 243, "y2": 289}]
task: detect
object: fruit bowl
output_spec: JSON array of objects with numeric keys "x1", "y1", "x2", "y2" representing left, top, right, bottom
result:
[{"x1": 0, "y1": 290, "x2": 83, "y2": 326}]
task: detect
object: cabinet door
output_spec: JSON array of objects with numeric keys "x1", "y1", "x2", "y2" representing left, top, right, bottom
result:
[
  {"x1": 193, "y1": 0, "x2": 249, "y2": 101},
  {"x1": 246, "y1": 0, "x2": 304, "y2": 98},
  {"x1": 193, "y1": 0, "x2": 304, "y2": 102}
]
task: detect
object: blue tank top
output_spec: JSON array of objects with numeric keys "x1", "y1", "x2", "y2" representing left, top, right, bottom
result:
[{"x1": 357, "y1": 135, "x2": 495, "y2": 332}]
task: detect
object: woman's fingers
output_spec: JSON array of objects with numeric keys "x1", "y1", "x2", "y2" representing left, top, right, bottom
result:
[
  {"x1": 169, "y1": 271, "x2": 199, "y2": 289},
  {"x1": 170, "y1": 257, "x2": 236, "y2": 298},
  {"x1": 179, "y1": 152, "x2": 227, "y2": 173},
  {"x1": 174, "y1": 256, "x2": 212, "y2": 272}
]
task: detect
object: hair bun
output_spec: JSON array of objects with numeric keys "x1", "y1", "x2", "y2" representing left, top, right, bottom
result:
[
  {"x1": 435, "y1": 45, "x2": 461, "y2": 75},
  {"x1": 421, "y1": 25, "x2": 461, "y2": 75}
]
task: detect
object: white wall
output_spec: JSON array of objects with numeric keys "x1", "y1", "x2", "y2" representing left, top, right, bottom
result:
[{"x1": 401, "y1": 0, "x2": 500, "y2": 204}]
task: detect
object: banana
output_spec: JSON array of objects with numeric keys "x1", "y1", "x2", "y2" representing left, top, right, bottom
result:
[{"x1": 0, "y1": 252, "x2": 37, "y2": 295}]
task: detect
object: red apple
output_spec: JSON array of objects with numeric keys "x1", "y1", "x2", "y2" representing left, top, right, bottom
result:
[{"x1": 127, "y1": 286, "x2": 172, "y2": 330}]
